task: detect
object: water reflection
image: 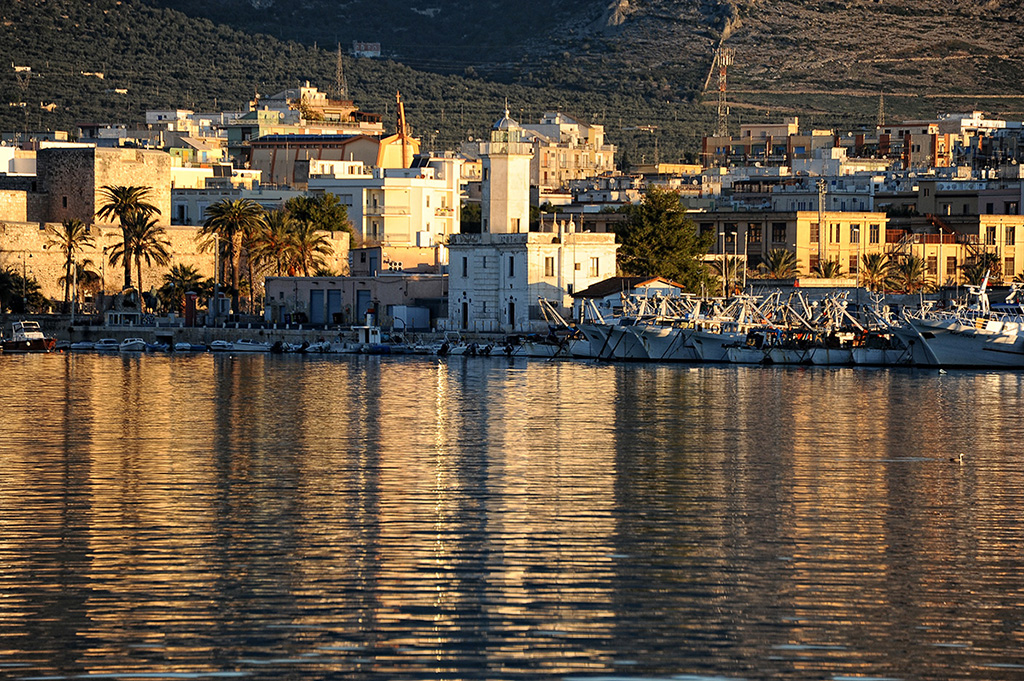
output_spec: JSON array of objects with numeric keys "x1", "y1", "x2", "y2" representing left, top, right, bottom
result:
[{"x1": 1, "y1": 354, "x2": 1023, "y2": 680}]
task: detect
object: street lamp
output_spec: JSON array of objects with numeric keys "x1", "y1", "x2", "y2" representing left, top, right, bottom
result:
[
  {"x1": 729, "y1": 230, "x2": 738, "y2": 297},
  {"x1": 720, "y1": 229, "x2": 726, "y2": 297}
]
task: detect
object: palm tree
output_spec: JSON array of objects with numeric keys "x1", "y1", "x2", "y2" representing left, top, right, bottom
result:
[
  {"x1": 158, "y1": 263, "x2": 206, "y2": 313},
  {"x1": 95, "y1": 185, "x2": 161, "y2": 291},
  {"x1": 760, "y1": 249, "x2": 798, "y2": 278},
  {"x1": 288, "y1": 220, "x2": 335, "y2": 276},
  {"x1": 57, "y1": 259, "x2": 101, "y2": 308},
  {"x1": 45, "y1": 218, "x2": 94, "y2": 312},
  {"x1": 811, "y1": 258, "x2": 843, "y2": 278},
  {"x1": 962, "y1": 252, "x2": 1001, "y2": 286},
  {"x1": 860, "y1": 253, "x2": 889, "y2": 292},
  {"x1": 251, "y1": 210, "x2": 298, "y2": 277},
  {"x1": 889, "y1": 254, "x2": 929, "y2": 293},
  {"x1": 126, "y1": 213, "x2": 171, "y2": 301},
  {"x1": 713, "y1": 255, "x2": 745, "y2": 294},
  {"x1": 199, "y1": 198, "x2": 265, "y2": 313}
]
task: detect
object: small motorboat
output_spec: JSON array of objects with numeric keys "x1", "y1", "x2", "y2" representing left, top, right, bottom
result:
[
  {"x1": 145, "y1": 342, "x2": 170, "y2": 352},
  {"x1": 208, "y1": 340, "x2": 233, "y2": 352},
  {"x1": 119, "y1": 338, "x2": 147, "y2": 352},
  {"x1": 69, "y1": 341, "x2": 95, "y2": 351},
  {"x1": 94, "y1": 338, "x2": 120, "y2": 352},
  {"x1": 174, "y1": 342, "x2": 206, "y2": 352},
  {"x1": 232, "y1": 339, "x2": 272, "y2": 352}
]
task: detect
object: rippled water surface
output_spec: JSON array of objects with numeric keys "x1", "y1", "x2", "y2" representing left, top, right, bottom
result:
[{"x1": 2, "y1": 353, "x2": 1024, "y2": 681}]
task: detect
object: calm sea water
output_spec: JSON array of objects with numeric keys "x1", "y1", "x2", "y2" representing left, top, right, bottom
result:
[{"x1": 1, "y1": 353, "x2": 1023, "y2": 681}]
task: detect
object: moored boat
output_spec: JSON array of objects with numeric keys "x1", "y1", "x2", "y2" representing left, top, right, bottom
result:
[
  {"x1": 119, "y1": 338, "x2": 147, "y2": 352},
  {"x1": 1, "y1": 321, "x2": 57, "y2": 353},
  {"x1": 93, "y1": 338, "x2": 120, "y2": 351}
]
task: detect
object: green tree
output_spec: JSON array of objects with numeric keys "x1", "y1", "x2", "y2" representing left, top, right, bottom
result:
[
  {"x1": 860, "y1": 253, "x2": 889, "y2": 292},
  {"x1": 57, "y1": 259, "x2": 101, "y2": 308},
  {"x1": 613, "y1": 185, "x2": 713, "y2": 290},
  {"x1": 713, "y1": 255, "x2": 745, "y2": 294},
  {"x1": 158, "y1": 263, "x2": 206, "y2": 313},
  {"x1": 889, "y1": 254, "x2": 930, "y2": 293},
  {"x1": 961, "y1": 251, "x2": 1001, "y2": 286},
  {"x1": 811, "y1": 258, "x2": 844, "y2": 278},
  {"x1": 95, "y1": 185, "x2": 161, "y2": 291},
  {"x1": 126, "y1": 213, "x2": 172, "y2": 302},
  {"x1": 760, "y1": 249, "x2": 798, "y2": 278},
  {"x1": 0, "y1": 266, "x2": 44, "y2": 313},
  {"x1": 460, "y1": 201, "x2": 482, "y2": 234},
  {"x1": 199, "y1": 198, "x2": 265, "y2": 314},
  {"x1": 45, "y1": 218, "x2": 94, "y2": 312},
  {"x1": 289, "y1": 220, "x2": 335, "y2": 276},
  {"x1": 286, "y1": 193, "x2": 352, "y2": 240},
  {"x1": 251, "y1": 210, "x2": 298, "y2": 276}
]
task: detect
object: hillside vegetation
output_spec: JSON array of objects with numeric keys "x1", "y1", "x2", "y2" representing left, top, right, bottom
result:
[{"x1": 1, "y1": 0, "x2": 1023, "y2": 164}]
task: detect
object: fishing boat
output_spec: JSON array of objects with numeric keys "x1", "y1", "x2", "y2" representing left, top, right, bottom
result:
[{"x1": 1, "y1": 321, "x2": 57, "y2": 353}]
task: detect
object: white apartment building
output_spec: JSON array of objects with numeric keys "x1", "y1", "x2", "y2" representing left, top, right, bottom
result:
[{"x1": 307, "y1": 154, "x2": 463, "y2": 247}]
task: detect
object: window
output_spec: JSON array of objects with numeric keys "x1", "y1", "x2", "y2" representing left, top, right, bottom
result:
[
  {"x1": 830, "y1": 224, "x2": 840, "y2": 244},
  {"x1": 508, "y1": 255, "x2": 515, "y2": 277},
  {"x1": 426, "y1": 196, "x2": 430, "y2": 208},
  {"x1": 986, "y1": 202, "x2": 994, "y2": 214},
  {"x1": 1006, "y1": 257, "x2": 1016, "y2": 278},
  {"x1": 483, "y1": 168, "x2": 489, "y2": 181},
  {"x1": 1007, "y1": 226, "x2": 1016, "y2": 246},
  {"x1": 809, "y1": 254, "x2": 819, "y2": 271},
  {"x1": 62, "y1": 196, "x2": 68, "y2": 208},
  {"x1": 927, "y1": 255, "x2": 937, "y2": 276},
  {"x1": 511, "y1": 218, "x2": 520, "y2": 232},
  {"x1": 849, "y1": 255, "x2": 858, "y2": 274},
  {"x1": 986, "y1": 226, "x2": 997, "y2": 245},
  {"x1": 700, "y1": 222, "x2": 715, "y2": 238},
  {"x1": 947, "y1": 256, "x2": 957, "y2": 276},
  {"x1": 869, "y1": 224, "x2": 880, "y2": 244},
  {"x1": 850, "y1": 224, "x2": 860, "y2": 244},
  {"x1": 544, "y1": 257, "x2": 555, "y2": 277},
  {"x1": 1008, "y1": 202, "x2": 1020, "y2": 215},
  {"x1": 772, "y1": 223, "x2": 787, "y2": 243},
  {"x1": 461, "y1": 257, "x2": 467, "y2": 277},
  {"x1": 589, "y1": 257, "x2": 600, "y2": 278},
  {"x1": 748, "y1": 223, "x2": 762, "y2": 243},
  {"x1": 810, "y1": 222, "x2": 819, "y2": 243}
]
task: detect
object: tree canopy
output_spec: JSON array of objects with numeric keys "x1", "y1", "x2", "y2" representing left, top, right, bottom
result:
[{"x1": 613, "y1": 186, "x2": 714, "y2": 291}]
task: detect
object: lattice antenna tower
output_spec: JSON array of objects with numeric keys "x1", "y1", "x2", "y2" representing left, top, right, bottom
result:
[
  {"x1": 334, "y1": 44, "x2": 348, "y2": 100},
  {"x1": 715, "y1": 47, "x2": 733, "y2": 138},
  {"x1": 877, "y1": 92, "x2": 885, "y2": 128}
]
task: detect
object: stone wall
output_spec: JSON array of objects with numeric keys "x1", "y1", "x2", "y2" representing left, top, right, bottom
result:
[
  {"x1": 0, "y1": 190, "x2": 27, "y2": 222},
  {"x1": 0, "y1": 220, "x2": 350, "y2": 304}
]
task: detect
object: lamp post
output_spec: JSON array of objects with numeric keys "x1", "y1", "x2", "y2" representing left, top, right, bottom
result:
[
  {"x1": 730, "y1": 230, "x2": 738, "y2": 297},
  {"x1": 720, "y1": 228, "x2": 726, "y2": 297}
]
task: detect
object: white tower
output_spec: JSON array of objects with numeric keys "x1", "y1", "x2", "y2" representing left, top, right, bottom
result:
[{"x1": 481, "y1": 107, "x2": 532, "y2": 234}]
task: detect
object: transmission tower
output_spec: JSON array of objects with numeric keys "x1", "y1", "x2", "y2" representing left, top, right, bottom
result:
[
  {"x1": 877, "y1": 92, "x2": 885, "y2": 128},
  {"x1": 715, "y1": 47, "x2": 733, "y2": 138},
  {"x1": 334, "y1": 44, "x2": 348, "y2": 100}
]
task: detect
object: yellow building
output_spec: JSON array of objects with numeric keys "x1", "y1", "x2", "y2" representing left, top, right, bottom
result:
[{"x1": 699, "y1": 210, "x2": 1024, "y2": 286}]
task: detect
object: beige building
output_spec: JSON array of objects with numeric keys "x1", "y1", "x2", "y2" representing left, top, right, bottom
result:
[{"x1": 264, "y1": 274, "x2": 446, "y2": 328}]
